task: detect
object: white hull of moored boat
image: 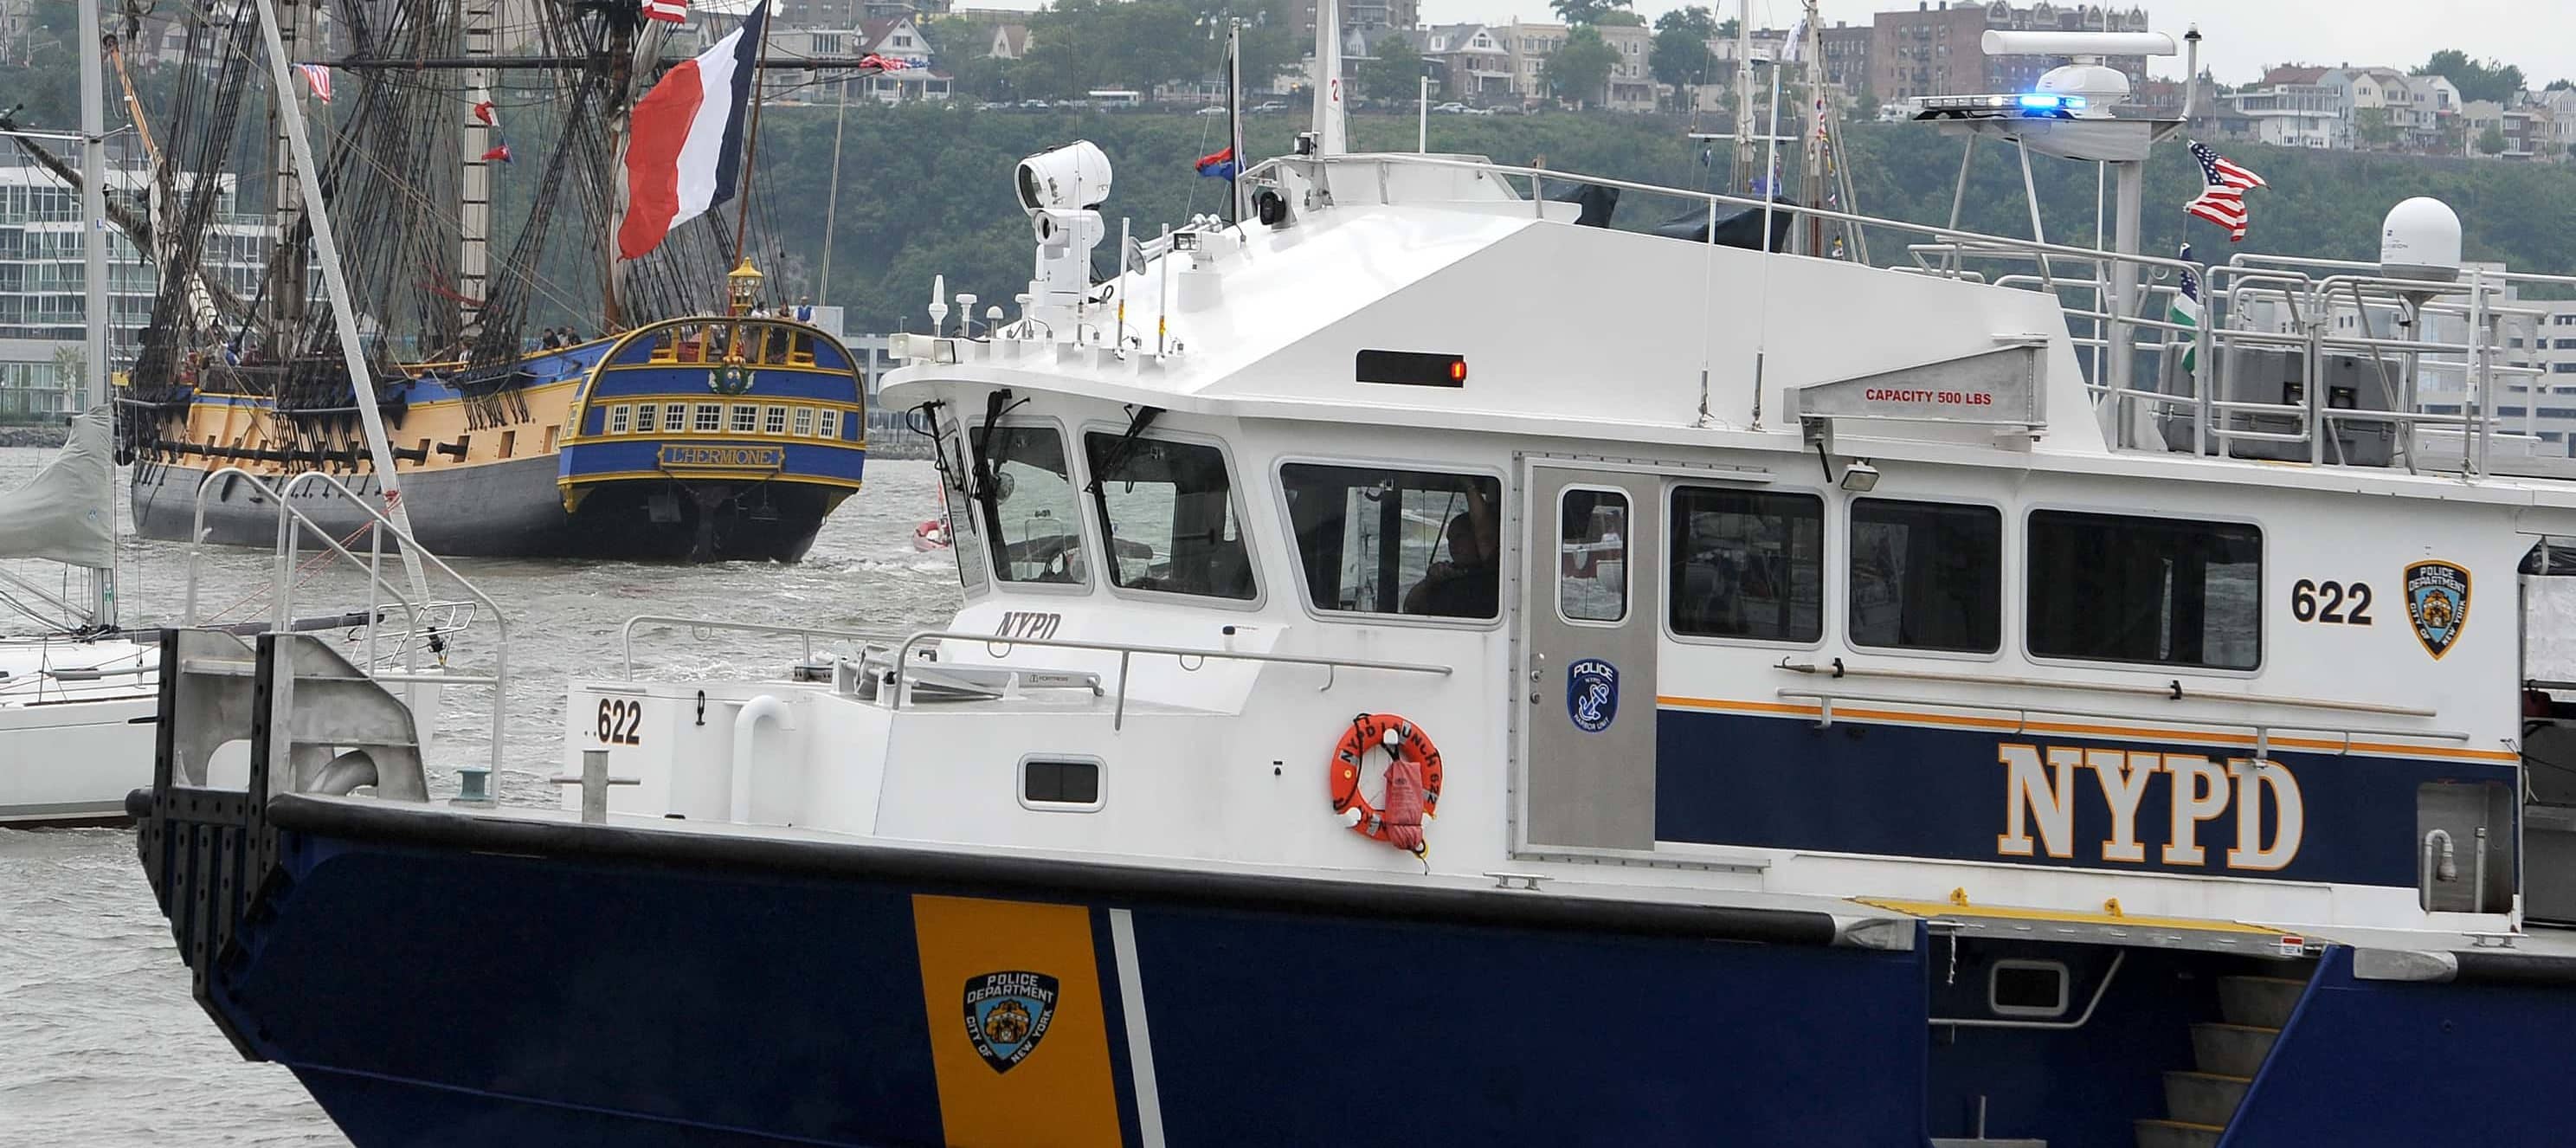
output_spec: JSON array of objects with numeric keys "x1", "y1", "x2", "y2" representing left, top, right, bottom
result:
[{"x1": 0, "y1": 639, "x2": 158, "y2": 826}]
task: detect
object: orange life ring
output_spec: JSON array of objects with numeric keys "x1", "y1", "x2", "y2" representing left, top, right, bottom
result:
[{"x1": 1330, "y1": 713, "x2": 1443, "y2": 851}]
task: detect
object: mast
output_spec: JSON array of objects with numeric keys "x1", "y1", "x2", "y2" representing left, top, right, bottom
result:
[
  {"x1": 264, "y1": 0, "x2": 311, "y2": 359},
  {"x1": 1798, "y1": 0, "x2": 1822, "y2": 255},
  {"x1": 1227, "y1": 20, "x2": 1245, "y2": 222},
  {"x1": 818, "y1": 67, "x2": 852, "y2": 305},
  {"x1": 248, "y1": 0, "x2": 432, "y2": 611},
  {"x1": 730, "y1": 3, "x2": 776, "y2": 268},
  {"x1": 77, "y1": 0, "x2": 111, "y2": 626},
  {"x1": 459, "y1": 0, "x2": 496, "y2": 340},
  {"x1": 1730, "y1": 0, "x2": 1753, "y2": 190}
]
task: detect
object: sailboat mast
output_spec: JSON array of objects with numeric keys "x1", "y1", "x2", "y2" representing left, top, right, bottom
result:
[
  {"x1": 77, "y1": 0, "x2": 111, "y2": 626},
  {"x1": 460, "y1": 0, "x2": 496, "y2": 340},
  {"x1": 248, "y1": 0, "x2": 432, "y2": 613}
]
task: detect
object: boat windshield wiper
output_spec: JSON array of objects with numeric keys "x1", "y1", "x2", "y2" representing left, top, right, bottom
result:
[
  {"x1": 968, "y1": 389, "x2": 1018, "y2": 518},
  {"x1": 1085, "y1": 404, "x2": 1162, "y2": 494}
]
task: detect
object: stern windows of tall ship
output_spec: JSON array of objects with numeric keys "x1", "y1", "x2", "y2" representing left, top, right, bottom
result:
[
  {"x1": 1083, "y1": 434, "x2": 1256, "y2": 601},
  {"x1": 1272, "y1": 465, "x2": 1501, "y2": 622}
]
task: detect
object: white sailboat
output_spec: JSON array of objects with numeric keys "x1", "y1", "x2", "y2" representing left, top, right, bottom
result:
[
  {"x1": 0, "y1": 410, "x2": 159, "y2": 825},
  {"x1": 0, "y1": 0, "x2": 152, "y2": 826}
]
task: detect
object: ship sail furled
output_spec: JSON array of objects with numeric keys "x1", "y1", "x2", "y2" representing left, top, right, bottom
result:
[{"x1": 0, "y1": 409, "x2": 116, "y2": 570}]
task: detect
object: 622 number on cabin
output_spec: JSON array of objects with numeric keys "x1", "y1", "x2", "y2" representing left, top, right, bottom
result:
[
  {"x1": 2289, "y1": 578, "x2": 2373, "y2": 626},
  {"x1": 595, "y1": 698, "x2": 645, "y2": 745}
]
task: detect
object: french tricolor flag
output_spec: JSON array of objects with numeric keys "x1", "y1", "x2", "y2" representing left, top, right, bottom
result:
[{"x1": 618, "y1": 0, "x2": 767, "y2": 261}]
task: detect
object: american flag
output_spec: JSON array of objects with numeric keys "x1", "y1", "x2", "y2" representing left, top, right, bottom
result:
[
  {"x1": 2184, "y1": 140, "x2": 2266, "y2": 242},
  {"x1": 295, "y1": 62, "x2": 332, "y2": 103},
  {"x1": 642, "y1": 0, "x2": 687, "y2": 23}
]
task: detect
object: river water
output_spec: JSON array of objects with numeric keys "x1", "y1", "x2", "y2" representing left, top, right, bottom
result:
[{"x1": 0, "y1": 449, "x2": 962, "y2": 1145}]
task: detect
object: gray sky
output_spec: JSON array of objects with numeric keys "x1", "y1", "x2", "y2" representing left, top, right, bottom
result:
[{"x1": 1415, "y1": 0, "x2": 2576, "y2": 86}]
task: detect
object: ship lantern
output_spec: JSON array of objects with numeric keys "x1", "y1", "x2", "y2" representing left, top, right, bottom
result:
[{"x1": 725, "y1": 258, "x2": 766, "y2": 317}]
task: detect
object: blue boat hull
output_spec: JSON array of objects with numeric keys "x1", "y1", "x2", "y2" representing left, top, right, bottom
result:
[{"x1": 132, "y1": 790, "x2": 2576, "y2": 1146}]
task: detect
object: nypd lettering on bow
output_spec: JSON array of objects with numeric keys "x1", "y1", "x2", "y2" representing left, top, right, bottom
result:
[{"x1": 1996, "y1": 743, "x2": 2303, "y2": 872}]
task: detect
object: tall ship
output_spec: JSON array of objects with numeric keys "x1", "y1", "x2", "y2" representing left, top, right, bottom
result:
[
  {"x1": 83, "y1": 0, "x2": 867, "y2": 560},
  {"x1": 131, "y1": 15, "x2": 2576, "y2": 1148}
]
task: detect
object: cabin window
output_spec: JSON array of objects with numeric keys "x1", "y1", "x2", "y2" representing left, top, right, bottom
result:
[
  {"x1": 692, "y1": 403, "x2": 722, "y2": 432},
  {"x1": 971, "y1": 424, "x2": 1086, "y2": 584},
  {"x1": 2026, "y1": 510, "x2": 2260, "y2": 670},
  {"x1": 1558, "y1": 487, "x2": 1628, "y2": 622},
  {"x1": 730, "y1": 404, "x2": 759, "y2": 433},
  {"x1": 499, "y1": 429, "x2": 517, "y2": 458},
  {"x1": 666, "y1": 403, "x2": 689, "y2": 432},
  {"x1": 1670, "y1": 487, "x2": 1823, "y2": 642},
  {"x1": 764, "y1": 405, "x2": 789, "y2": 435},
  {"x1": 634, "y1": 403, "x2": 658, "y2": 434},
  {"x1": 1279, "y1": 463, "x2": 1498, "y2": 620},
  {"x1": 1988, "y1": 960, "x2": 2070, "y2": 1018},
  {"x1": 793, "y1": 407, "x2": 815, "y2": 436},
  {"x1": 1849, "y1": 500, "x2": 2001, "y2": 654},
  {"x1": 606, "y1": 405, "x2": 630, "y2": 435},
  {"x1": 1020, "y1": 756, "x2": 1103, "y2": 810},
  {"x1": 818, "y1": 410, "x2": 840, "y2": 440},
  {"x1": 1084, "y1": 434, "x2": 1256, "y2": 600}
]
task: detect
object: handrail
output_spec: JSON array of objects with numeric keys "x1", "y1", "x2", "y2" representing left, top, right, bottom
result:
[
  {"x1": 1774, "y1": 687, "x2": 2471, "y2": 760},
  {"x1": 892, "y1": 629, "x2": 1452, "y2": 730},
  {"x1": 1774, "y1": 658, "x2": 2438, "y2": 718},
  {"x1": 180, "y1": 465, "x2": 509, "y2": 785},
  {"x1": 619, "y1": 614, "x2": 911, "y2": 676}
]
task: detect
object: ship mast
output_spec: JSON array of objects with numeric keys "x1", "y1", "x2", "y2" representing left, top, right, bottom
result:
[
  {"x1": 459, "y1": 0, "x2": 496, "y2": 341},
  {"x1": 263, "y1": 0, "x2": 311, "y2": 361}
]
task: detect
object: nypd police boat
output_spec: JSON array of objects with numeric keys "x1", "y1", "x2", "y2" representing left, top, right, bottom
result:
[{"x1": 131, "y1": 23, "x2": 2576, "y2": 1148}]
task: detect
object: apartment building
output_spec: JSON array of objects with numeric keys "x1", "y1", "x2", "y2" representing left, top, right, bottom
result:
[
  {"x1": 1871, "y1": 2, "x2": 2149, "y2": 102},
  {"x1": 0, "y1": 158, "x2": 266, "y2": 369}
]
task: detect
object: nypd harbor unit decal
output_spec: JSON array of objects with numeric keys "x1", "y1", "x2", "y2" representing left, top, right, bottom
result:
[
  {"x1": 1567, "y1": 658, "x2": 1619, "y2": 733},
  {"x1": 963, "y1": 971, "x2": 1059, "y2": 1074},
  {"x1": 2405, "y1": 560, "x2": 2471, "y2": 660}
]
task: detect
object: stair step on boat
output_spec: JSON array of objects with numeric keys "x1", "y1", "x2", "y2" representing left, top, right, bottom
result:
[
  {"x1": 2161, "y1": 1071, "x2": 2251, "y2": 1127},
  {"x1": 2135, "y1": 1119, "x2": 2225, "y2": 1148},
  {"x1": 2216, "y1": 974, "x2": 2307, "y2": 1029},
  {"x1": 2189, "y1": 1022, "x2": 2279, "y2": 1079}
]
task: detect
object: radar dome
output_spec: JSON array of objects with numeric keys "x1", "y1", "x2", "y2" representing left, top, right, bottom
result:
[{"x1": 2380, "y1": 197, "x2": 2463, "y2": 283}]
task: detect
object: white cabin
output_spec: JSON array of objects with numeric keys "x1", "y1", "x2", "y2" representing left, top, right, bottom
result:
[{"x1": 571, "y1": 146, "x2": 2576, "y2": 951}]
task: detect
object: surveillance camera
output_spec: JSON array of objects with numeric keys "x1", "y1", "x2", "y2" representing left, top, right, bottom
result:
[{"x1": 1014, "y1": 140, "x2": 1114, "y2": 216}]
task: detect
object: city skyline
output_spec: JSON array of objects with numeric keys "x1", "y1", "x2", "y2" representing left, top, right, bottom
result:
[{"x1": 1409, "y1": 0, "x2": 2574, "y2": 88}]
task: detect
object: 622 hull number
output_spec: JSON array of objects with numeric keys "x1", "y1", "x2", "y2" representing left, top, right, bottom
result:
[
  {"x1": 2290, "y1": 579, "x2": 2373, "y2": 625},
  {"x1": 595, "y1": 698, "x2": 644, "y2": 745}
]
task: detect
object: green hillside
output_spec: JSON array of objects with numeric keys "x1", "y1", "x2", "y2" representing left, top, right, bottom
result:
[{"x1": 726, "y1": 105, "x2": 2576, "y2": 334}]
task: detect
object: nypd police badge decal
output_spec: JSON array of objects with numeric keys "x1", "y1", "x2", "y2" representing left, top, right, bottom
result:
[
  {"x1": 963, "y1": 971, "x2": 1059, "y2": 1074},
  {"x1": 1566, "y1": 658, "x2": 1619, "y2": 732},
  {"x1": 2405, "y1": 560, "x2": 2471, "y2": 660}
]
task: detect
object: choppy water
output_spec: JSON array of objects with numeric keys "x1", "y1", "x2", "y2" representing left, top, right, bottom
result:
[{"x1": 0, "y1": 449, "x2": 963, "y2": 1145}]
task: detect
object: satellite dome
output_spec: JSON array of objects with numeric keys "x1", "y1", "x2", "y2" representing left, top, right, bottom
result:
[{"x1": 2380, "y1": 197, "x2": 2463, "y2": 283}]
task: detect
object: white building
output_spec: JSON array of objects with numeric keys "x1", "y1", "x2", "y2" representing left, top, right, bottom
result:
[
  {"x1": 0, "y1": 158, "x2": 265, "y2": 369},
  {"x1": 0, "y1": 337, "x2": 81, "y2": 423},
  {"x1": 2223, "y1": 66, "x2": 2341, "y2": 149}
]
